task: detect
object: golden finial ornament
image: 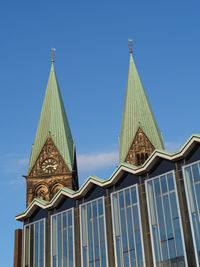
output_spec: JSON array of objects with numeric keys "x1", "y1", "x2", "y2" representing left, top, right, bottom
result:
[
  {"x1": 128, "y1": 39, "x2": 133, "y2": 54},
  {"x1": 51, "y1": 48, "x2": 56, "y2": 62}
]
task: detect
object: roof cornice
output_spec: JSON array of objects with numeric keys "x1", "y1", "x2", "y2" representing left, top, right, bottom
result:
[{"x1": 16, "y1": 134, "x2": 200, "y2": 221}]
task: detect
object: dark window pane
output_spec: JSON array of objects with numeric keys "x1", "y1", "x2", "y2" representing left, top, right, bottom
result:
[
  {"x1": 116, "y1": 236, "x2": 122, "y2": 266},
  {"x1": 40, "y1": 221, "x2": 44, "y2": 265},
  {"x1": 63, "y1": 213, "x2": 67, "y2": 228},
  {"x1": 167, "y1": 173, "x2": 174, "y2": 191},
  {"x1": 192, "y1": 164, "x2": 200, "y2": 182},
  {"x1": 125, "y1": 189, "x2": 131, "y2": 206},
  {"x1": 161, "y1": 176, "x2": 167, "y2": 194},
  {"x1": 123, "y1": 252, "x2": 130, "y2": 266},
  {"x1": 93, "y1": 217, "x2": 100, "y2": 260},
  {"x1": 83, "y1": 247, "x2": 88, "y2": 266},
  {"x1": 87, "y1": 203, "x2": 92, "y2": 219},
  {"x1": 63, "y1": 229, "x2": 67, "y2": 267},
  {"x1": 152, "y1": 225, "x2": 161, "y2": 262},
  {"x1": 196, "y1": 183, "x2": 200, "y2": 211},
  {"x1": 131, "y1": 186, "x2": 137, "y2": 204},
  {"x1": 168, "y1": 239, "x2": 176, "y2": 259},
  {"x1": 173, "y1": 218, "x2": 184, "y2": 257},
  {"x1": 58, "y1": 215, "x2": 62, "y2": 267},
  {"x1": 185, "y1": 166, "x2": 198, "y2": 213},
  {"x1": 30, "y1": 224, "x2": 34, "y2": 267},
  {"x1": 126, "y1": 206, "x2": 135, "y2": 250},
  {"x1": 68, "y1": 210, "x2": 72, "y2": 226},
  {"x1": 192, "y1": 213, "x2": 200, "y2": 252},
  {"x1": 99, "y1": 216, "x2": 105, "y2": 242},
  {"x1": 98, "y1": 199, "x2": 103, "y2": 215},
  {"x1": 92, "y1": 201, "x2": 97, "y2": 217},
  {"x1": 100, "y1": 242, "x2": 106, "y2": 266},
  {"x1": 119, "y1": 191, "x2": 125, "y2": 208},
  {"x1": 154, "y1": 178, "x2": 160, "y2": 196},
  {"x1": 130, "y1": 250, "x2": 136, "y2": 266},
  {"x1": 162, "y1": 241, "x2": 169, "y2": 261},
  {"x1": 88, "y1": 218, "x2": 94, "y2": 262},
  {"x1": 35, "y1": 223, "x2": 39, "y2": 267},
  {"x1": 170, "y1": 192, "x2": 178, "y2": 219},
  {"x1": 156, "y1": 196, "x2": 166, "y2": 241},
  {"x1": 132, "y1": 205, "x2": 139, "y2": 231},
  {"x1": 120, "y1": 207, "x2": 128, "y2": 252},
  {"x1": 135, "y1": 230, "x2": 143, "y2": 266},
  {"x1": 163, "y1": 195, "x2": 173, "y2": 239}
]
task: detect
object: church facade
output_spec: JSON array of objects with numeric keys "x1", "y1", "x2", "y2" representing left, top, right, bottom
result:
[{"x1": 14, "y1": 49, "x2": 200, "y2": 267}]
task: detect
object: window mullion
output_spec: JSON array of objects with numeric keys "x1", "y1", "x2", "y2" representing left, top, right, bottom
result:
[
  {"x1": 97, "y1": 201, "x2": 101, "y2": 267},
  {"x1": 38, "y1": 222, "x2": 40, "y2": 267},
  {"x1": 153, "y1": 180, "x2": 162, "y2": 262},
  {"x1": 122, "y1": 190, "x2": 130, "y2": 267},
  {"x1": 61, "y1": 213, "x2": 63, "y2": 267},
  {"x1": 160, "y1": 179, "x2": 171, "y2": 262},
  {"x1": 92, "y1": 203, "x2": 95, "y2": 265},
  {"x1": 56, "y1": 217, "x2": 58, "y2": 267},
  {"x1": 28, "y1": 225, "x2": 31, "y2": 267},
  {"x1": 130, "y1": 193, "x2": 137, "y2": 267},
  {"x1": 86, "y1": 204, "x2": 89, "y2": 265},
  {"x1": 67, "y1": 212, "x2": 69, "y2": 267},
  {"x1": 167, "y1": 179, "x2": 177, "y2": 259},
  {"x1": 117, "y1": 193, "x2": 124, "y2": 267},
  {"x1": 191, "y1": 167, "x2": 199, "y2": 214}
]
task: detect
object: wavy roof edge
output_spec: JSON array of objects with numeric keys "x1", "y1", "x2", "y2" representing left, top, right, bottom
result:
[{"x1": 16, "y1": 133, "x2": 200, "y2": 221}]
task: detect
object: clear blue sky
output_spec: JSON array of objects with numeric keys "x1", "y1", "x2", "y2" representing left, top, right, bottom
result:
[{"x1": 0, "y1": 1, "x2": 200, "y2": 265}]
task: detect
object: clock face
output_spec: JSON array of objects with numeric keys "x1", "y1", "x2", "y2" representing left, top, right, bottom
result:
[{"x1": 41, "y1": 158, "x2": 58, "y2": 174}]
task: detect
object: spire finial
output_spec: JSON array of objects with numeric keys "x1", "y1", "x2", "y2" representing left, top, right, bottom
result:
[
  {"x1": 51, "y1": 48, "x2": 56, "y2": 62},
  {"x1": 128, "y1": 39, "x2": 133, "y2": 54}
]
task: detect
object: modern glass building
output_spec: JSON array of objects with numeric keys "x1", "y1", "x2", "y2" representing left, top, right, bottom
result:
[{"x1": 14, "y1": 48, "x2": 200, "y2": 267}]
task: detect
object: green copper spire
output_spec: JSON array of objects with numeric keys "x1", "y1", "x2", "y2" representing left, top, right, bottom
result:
[
  {"x1": 119, "y1": 52, "x2": 164, "y2": 163},
  {"x1": 27, "y1": 62, "x2": 75, "y2": 174}
]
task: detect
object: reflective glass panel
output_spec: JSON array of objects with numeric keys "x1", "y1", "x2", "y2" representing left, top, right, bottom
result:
[
  {"x1": 80, "y1": 197, "x2": 108, "y2": 266},
  {"x1": 183, "y1": 162, "x2": 200, "y2": 265},
  {"x1": 24, "y1": 219, "x2": 45, "y2": 267},
  {"x1": 111, "y1": 184, "x2": 145, "y2": 267},
  {"x1": 51, "y1": 209, "x2": 74, "y2": 267},
  {"x1": 146, "y1": 171, "x2": 187, "y2": 266}
]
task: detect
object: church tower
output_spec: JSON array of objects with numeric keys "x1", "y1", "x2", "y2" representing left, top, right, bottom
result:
[
  {"x1": 25, "y1": 58, "x2": 78, "y2": 206},
  {"x1": 119, "y1": 44, "x2": 164, "y2": 166}
]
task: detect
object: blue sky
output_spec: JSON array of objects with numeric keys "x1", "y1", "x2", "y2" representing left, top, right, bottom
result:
[{"x1": 1, "y1": 0, "x2": 200, "y2": 265}]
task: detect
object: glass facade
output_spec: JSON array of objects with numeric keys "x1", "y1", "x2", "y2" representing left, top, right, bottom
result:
[
  {"x1": 183, "y1": 161, "x2": 200, "y2": 265},
  {"x1": 80, "y1": 197, "x2": 108, "y2": 267},
  {"x1": 24, "y1": 219, "x2": 45, "y2": 267},
  {"x1": 51, "y1": 208, "x2": 74, "y2": 267},
  {"x1": 22, "y1": 163, "x2": 200, "y2": 266},
  {"x1": 111, "y1": 184, "x2": 145, "y2": 267},
  {"x1": 146, "y1": 171, "x2": 187, "y2": 267}
]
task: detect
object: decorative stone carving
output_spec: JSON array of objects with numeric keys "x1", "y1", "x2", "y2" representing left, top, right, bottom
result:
[
  {"x1": 125, "y1": 127, "x2": 155, "y2": 166},
  {"x1": 35, "y1": 184, "x2": 49, "y2": 201},
  {"x1": 25, "y1": 136, "x2": 74, "y2": 207},
  {"x1": 29, "y1": 136, "x2": 70, "y2": 177},
  {"x1": 51, "y1": 183, "x2": 63, "y2": 195}
]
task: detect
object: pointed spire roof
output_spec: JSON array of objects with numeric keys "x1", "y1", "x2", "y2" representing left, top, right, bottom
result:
[
  {"x1": 27, "y1": 62, "x2": 75, "y2": 174},
  {"x1": 119, "y1": 52, "x2": 164, "y2": 163}
]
